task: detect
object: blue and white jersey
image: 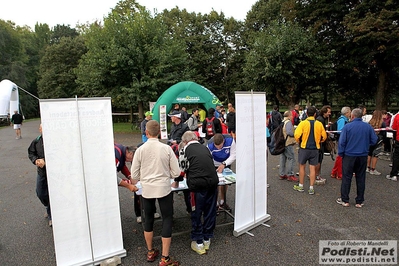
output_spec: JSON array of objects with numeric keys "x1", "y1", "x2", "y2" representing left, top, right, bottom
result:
[{"x1": 207, "y1": 135, "x2": 236, "y2": 167}]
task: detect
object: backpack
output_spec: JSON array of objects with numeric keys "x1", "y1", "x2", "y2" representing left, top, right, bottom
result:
[
  {"x1": 205, "y1": 117, "x2": 216, "y2": 137},
  {"x1": 270, "y1": 110, "x2": 282, "y2": 132},
  {"x1": 184, "y1": 116, "x2": 193, "y2": 125},
  {"x1": 268, "y1": 124, "x2": 287, "y2": 155},
  {"x1": 300, "y1": 110, "x2": 308, "y2": 121},
  {"x1": 323, "y1": 136, "x2": 336, "y2": 154},
  {"x1": 329, "y1": 120, "x2": 338, "y2": 132},
  {"x1": 329, "y1": 117, "x2": 347, "y2": 140}
]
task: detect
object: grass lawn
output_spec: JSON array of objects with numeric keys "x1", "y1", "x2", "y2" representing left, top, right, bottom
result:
[
  {"x1": 113, "y1": 120, "x2": 174, "y2": 134},
  {"x1": 113, "y1": 122, "x2": 139, "y2": 133}
]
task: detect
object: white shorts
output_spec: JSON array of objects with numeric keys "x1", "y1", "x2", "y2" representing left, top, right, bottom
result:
[{"x1": 13, "y1": 124, "x2": 21, "y2": 130}]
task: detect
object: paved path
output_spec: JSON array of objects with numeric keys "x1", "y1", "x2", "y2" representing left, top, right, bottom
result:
[{"x1": 1, "y1": 120, "x2": 398, "y2": 265}]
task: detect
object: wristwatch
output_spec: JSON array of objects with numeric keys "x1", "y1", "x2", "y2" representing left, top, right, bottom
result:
[{"x1": 222, "y1": 162, "x2": 226, "y2": 166}]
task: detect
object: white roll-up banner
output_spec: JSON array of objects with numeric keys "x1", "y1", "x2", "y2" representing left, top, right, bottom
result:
[
  {"x1": 40, "y1": 98, "x2": 126, "y2": 266},
  {"x1": 234, "y1": 91, "x2": 270, "y2": 236}
]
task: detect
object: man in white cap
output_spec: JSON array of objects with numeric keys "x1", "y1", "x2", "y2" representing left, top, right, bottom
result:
[
  {"x1": 168, "y1": 110, "x2": 189, "y2": 145},
  {"x1": 141, "y1": 111, "x2": 153, "y2": 143}
]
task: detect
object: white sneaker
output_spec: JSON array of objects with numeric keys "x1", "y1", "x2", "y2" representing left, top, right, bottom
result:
[
  {"x1": 136, "y1": 216, "x2": 142, "y2": 223},
  {"x1": 191, "y1": 241, "x2": 206, "y2": 255},
  {"x1": 386, "y1": 175, "x2": 398, "y2": 181},
  {"x1": 366, "y1": 168, "x2": 370, "y2": 173},
  {"x1": 203, "y1": 240, "x2": 211, "y2": 250},
  {"x1": 369, "y1": 170, "x2": 381, "y2": 175},
  {"x1": 154, "y1": 212, "x2": 160, "y2": 219}
]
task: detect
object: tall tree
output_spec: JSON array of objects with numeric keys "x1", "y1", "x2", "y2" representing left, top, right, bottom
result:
[
  {"x1": 76, "y1": 0, "x2": 190, "y2": 116},
  {"x1": 50, "y1": 24, "x2": 79, "y2": 44},
  {"x1": 294, "y1": 0, "x2": 375, "y2": 106},
  {"x1": 0, "y1": 20, "x2": 26, "y2": 83},
  {"x1": 244, "y1": 20, "x2": 334, "y2": 107},
  {"x1": 343, "y1": 0, "x2": 399, "y2": 109},
  {"x1": 38, "y1": 36, "x2": 87, "y2": 98},
  {"x1": 161, "y1": 8, "x2": 245, "y2": 103}
]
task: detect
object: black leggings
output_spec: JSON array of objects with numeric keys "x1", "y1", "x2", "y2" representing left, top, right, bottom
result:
[{"x1": 142, "y1": 193, "x2": 174, "y2": 237}]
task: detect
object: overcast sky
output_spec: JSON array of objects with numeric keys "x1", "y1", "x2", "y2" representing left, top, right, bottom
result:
[{"x1": 1, "y1": 0, "x2": 257, "y2": 29}]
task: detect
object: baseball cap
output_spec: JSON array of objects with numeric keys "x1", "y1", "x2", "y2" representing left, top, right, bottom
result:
[
  {"x1": 168, "y1": 110, "x2": 181, "y2": 118},
  {"x1": 145, "y1": 111, "x2": 153, "y2": 116}
]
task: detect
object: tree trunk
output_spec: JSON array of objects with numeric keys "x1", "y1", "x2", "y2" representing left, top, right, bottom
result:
[
  {"x1": 138, "y1": 101, "x2": 144, "y2": 119},
  {"x1": 130, "y1": 106, "x2": 133, "y2": 123},
  {"x1": 275, "y1": 84, "x2": 297, "y2": 108},
  {"x1": 322, "y1": 91, "x2": 329, "y2": 106},
  {"x1": 375, "y1": 69, "x2": 388, "y2": 110}
]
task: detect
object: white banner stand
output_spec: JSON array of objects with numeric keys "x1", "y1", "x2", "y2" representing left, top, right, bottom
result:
[
  {"x1": 234, "y1": 91, "x2": 270, "y2": 237},
  {"x1": 40, "y1": 97, "x2": 126, "y2": 266}
]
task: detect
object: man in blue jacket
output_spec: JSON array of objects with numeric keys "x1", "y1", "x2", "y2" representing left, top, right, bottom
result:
[
  {"x1": 207, "y1": 133, "x2": 236, "y2": 211},
  {"x1": 336, "y1": 108, "x2": 378, "y2": 208}
]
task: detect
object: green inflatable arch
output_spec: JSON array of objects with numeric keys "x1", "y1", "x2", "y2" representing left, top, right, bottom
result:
[{"x1": 152, "y1": 81, "x2": 221, "y2": 122}]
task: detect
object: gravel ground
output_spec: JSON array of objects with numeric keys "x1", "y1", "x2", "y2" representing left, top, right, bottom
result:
[{"x1": 0, "y1": 120, "x2": 398, "y2": 266}]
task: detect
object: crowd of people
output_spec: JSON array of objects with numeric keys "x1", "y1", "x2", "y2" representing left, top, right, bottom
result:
[
  {"x1": 27, "y1": 100, "x2": 398, "y2": 264},
  {"x1": 28, "y1": 102, "x2": 236, "y2": 264},
  {"x1": 124, "y1": 103, "x2": 237, "y2": 264},
  {"x1": 128, "y1": 104, "x2": 239, "y2": 264},
  {"x1": 271, "y1": 104, "x2": 398, "y2": 207}
]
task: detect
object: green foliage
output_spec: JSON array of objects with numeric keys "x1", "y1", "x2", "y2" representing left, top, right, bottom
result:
[
  {"x1": 295, "y1": 0, "x2": 399, "y2": 109},
  {"x1": 161, "y1": 8, "x2": 246, "y2": 103},
  {"x1": 38, "y1": 36, "x2": 87, "y2": 98},
  {"x1": 1, "y1": 0, "x2": 399, "y2": 115},
  {"x1": 0, "y1": 20, "x2": 26, "y2": 82},
  {"x1": 76, "y1": 0, "x2": 190, "y2": 111},
  {"x1": 244, "y1": 20, "x2": 334, "y2": 107},
  {"x1": 50, "y1": 24, "x2": 79, "y2": 44},
  {"x1": 343, "y1": 0, "x2": 399, "y2": 109}
]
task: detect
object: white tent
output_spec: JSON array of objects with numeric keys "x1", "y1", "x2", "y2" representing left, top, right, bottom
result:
[{"x1": 0, "y1": 79, "x2": 19, "y2": 117}]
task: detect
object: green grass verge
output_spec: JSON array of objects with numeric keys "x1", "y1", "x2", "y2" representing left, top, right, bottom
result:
[{"x1": 113, "y1": 122, "x2": 139, "y2": 133}]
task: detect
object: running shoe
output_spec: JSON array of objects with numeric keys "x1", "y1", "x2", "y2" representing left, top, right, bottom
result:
[
  {"x1": 336, "y1": 198, "x2": 349, "y2": 207},
  {"x1": 191, "y1": 241, "x2": 206, "y2": 255},
  {"x1": 287, "y1": 175, "x2": 298, "y2": 182},
  {"x1": 147, "y1": 249, "x2": 159, "y2": 262},
  {"x1": 159, "y1": 257, "x2": 180, "y2": 266},
  {"x1": 369, "y1": 170, "x2": 381, "y2": 175},
  {"x1": 293, "y1": 185, "x2": 304, "y2": 192},
  {"x1": 203, "y1": 240, "x2": 211, "y2": 250},
  {"x1": 279, "y1": 175, "x2": 288, "y2": 180}
]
